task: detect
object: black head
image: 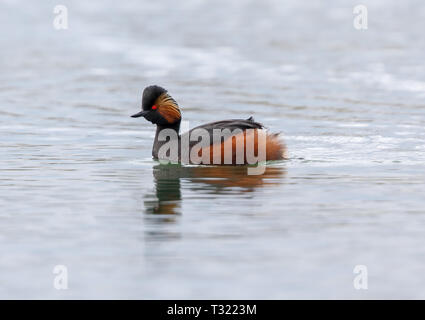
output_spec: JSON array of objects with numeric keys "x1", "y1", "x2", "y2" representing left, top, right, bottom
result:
[{"x1": 131, "y1": 85, "x2": 181, "y2": 126}]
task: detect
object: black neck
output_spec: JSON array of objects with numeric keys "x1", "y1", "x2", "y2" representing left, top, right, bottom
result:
[{"x1": 152, "y1": 121, "x2": 181, "y2": 159}]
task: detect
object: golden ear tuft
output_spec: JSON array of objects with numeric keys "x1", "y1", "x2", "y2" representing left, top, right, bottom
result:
[{"x1": 155, "y1": 93, "x2": 181, "y2": 124}]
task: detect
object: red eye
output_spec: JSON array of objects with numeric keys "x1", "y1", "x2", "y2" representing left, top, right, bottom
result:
[{"x1": 152, "y1": 105, "x2": 157, "y2": 110}]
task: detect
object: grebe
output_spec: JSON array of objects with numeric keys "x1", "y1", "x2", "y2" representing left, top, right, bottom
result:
[{"x1": 131, "y1": 85, "x2": 286, "y2": 165}]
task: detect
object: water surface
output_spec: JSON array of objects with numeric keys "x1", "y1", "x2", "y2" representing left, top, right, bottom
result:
[{"x1": 1, "y1": 0, "x2": 425, "y2": 298}]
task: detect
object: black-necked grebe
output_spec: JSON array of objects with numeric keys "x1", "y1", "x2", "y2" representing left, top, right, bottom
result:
[{"x1": 131, "y1": 85, "x2": 287, "y2": 164}]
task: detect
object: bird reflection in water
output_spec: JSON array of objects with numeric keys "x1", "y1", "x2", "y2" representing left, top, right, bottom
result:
[{"x1": 144, "y1": 163, "x2": 286, "y2": 215}]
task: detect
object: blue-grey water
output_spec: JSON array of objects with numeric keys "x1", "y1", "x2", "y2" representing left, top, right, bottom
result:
[{"x1": 1, "y1": 0, "x2": 425, "y2": 299}]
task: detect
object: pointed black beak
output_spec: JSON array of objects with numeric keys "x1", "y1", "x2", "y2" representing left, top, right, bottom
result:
[{"x1": 131, "y1": 110, "x2": 149, "y2": 118}]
